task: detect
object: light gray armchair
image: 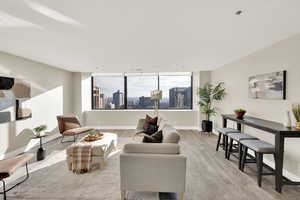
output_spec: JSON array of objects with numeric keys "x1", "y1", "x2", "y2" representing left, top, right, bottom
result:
[{"x1": 120, "y1": 143, "x2": 186, "y2": 200}]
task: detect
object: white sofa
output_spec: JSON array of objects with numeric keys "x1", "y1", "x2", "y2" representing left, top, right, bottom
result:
[{"x1": 120, "y1": 119, "x2": 186, "y2": 200}]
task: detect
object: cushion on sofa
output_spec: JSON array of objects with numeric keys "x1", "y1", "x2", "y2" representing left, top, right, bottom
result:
[
  {"x1": 144, "y1": 124, "x2": 159, "y2": 135},
  {"x1": 157, "y1": 119, "x2": 168, "y2": 132},
  {"x1": 123, "y1": 143, "x2": 180, "y2": 154},
  {"x1": 162, "y1": 125, "x2": 180, "y2": 143},
  {"x1": 143, "y1": 115, "x2": 158, "y2": 130},
  {"x1": 142, "y1": 130, "x2": 163, "y2": 143}
]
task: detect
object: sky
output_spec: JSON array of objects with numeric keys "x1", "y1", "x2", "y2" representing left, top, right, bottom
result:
[{"x1": 94, "y1": 75, "x2": 191, "y2": 98}]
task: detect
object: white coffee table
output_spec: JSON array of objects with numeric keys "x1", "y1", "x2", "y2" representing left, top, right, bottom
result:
[{"x1": 66, "y1": 132, "x2": 118, "y2": 170}]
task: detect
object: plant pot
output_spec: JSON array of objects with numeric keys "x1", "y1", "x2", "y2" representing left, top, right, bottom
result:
[
  {"x1": 202, "y1": 120, "x2": 213, "y2": 132},
  {"x1": 296, "y1": 122, "x2": 300, "y2": 130},
  {"x1": 235, "y1": 111, "x2": 246, "y2": 120}
]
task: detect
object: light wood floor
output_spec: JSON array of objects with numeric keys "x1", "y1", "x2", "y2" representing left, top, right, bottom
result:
[
  {"x1": 3, "y1": 129, "x2": 300, "y2": 200},
  {"x1": 179, "y1": 130, "x2": 300, "y2": 200}
]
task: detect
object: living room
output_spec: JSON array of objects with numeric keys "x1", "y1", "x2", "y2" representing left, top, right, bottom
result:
[{"x1": 1, "y1": 1, "x2": 300, "y2": 200}]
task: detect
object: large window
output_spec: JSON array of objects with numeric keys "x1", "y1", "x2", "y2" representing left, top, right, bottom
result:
[
  {"x1": 160, "y1": 75, "x2": 192, "y2": 109},
  {"x1": 91, "y1": 73, "x2": 192, "y2": 110},
  {"x1": 127, "y1": 75, "x2": 158, "y2": 109},
  {"x1": 92, "y1": 76, "x2": 124, "y2": 109}
]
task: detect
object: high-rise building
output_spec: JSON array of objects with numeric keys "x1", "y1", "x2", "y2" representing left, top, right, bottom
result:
[
  {"x1": 169, "y1": 87, "x2": 191, "y2": 108},
  {"x1": 113, "y1": 90, "x2": 124, "y2": 108},
  {"x1": 186, "y1": 87, "x2": 192, "y2": 108},
  {"x1": 99, "y1": 93, "x2": 104, "y2": 108},
  {"x1": 93, "y1": 86, "x2": 104, "y2": 109},
  {"x1": 138, "y1": 96, "x2": 152, "y2": 108}
]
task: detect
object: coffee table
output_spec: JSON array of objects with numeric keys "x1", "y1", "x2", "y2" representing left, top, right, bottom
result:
[{"x1": 66, "y1": 132, "x2": 118, "y2": 170}]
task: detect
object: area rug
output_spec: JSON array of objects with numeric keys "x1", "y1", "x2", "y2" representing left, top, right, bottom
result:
[{"x1": 4, "y1": 134, "x2": 175, "y2": 200}]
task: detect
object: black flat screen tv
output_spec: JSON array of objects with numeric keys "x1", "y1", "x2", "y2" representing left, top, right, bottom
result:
[{"x1": 0, "y1": 77, "x2": 14, "y2": 90}]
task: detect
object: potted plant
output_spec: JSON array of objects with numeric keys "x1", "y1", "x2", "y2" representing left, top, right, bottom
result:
[
  {"x1": 292, "y1": 104, "x2": 300, "y2": 129},
  {"x1": 198, "y1": 82, "x2": 226, "y2": 132},
  {"x1": 33, "y1": 125, "x2": 47, "y2": 137},
  {"x1": 234, "y1": 109, "x2": 247, "y2": 120}
]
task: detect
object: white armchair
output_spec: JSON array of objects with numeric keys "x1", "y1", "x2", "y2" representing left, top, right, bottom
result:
[{"x1": 120, "y1": 143, "x2": 186, "y2": 200}]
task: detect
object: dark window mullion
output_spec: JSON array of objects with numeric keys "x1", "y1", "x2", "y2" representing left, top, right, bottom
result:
[
  {"x1": 91, "y1": 76, "x2": 94, "y2": 110},
  {"x1": 158, "y1": 75, "x2": 160, "y2": 109},
  {"x1": 191, "y1": 74, "x2": 193, "y2": 110},
  {"x1": 124, "y1": 76, "x2": 127, "y2": 109}
]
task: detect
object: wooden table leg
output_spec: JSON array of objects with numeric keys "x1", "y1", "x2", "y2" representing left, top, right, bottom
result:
[
  {"x1": 237, "y1": 123, "x2": 242, "y2": 132},
  {"x1": 275, "y1": 134, "x2": 284, "y2": 193}
]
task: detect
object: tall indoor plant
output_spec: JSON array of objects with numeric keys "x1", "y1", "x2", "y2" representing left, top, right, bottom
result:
[{"x1": 198, "y1": 82, "x2": 226, "y2": 132}]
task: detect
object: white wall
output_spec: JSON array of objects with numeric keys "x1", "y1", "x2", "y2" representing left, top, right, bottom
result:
[
  {"x1": 211, "y1": 33, "x2": 300, "y2": 179},
  {"x1": 0, "y1": 51, "x2": 73, "y2": 157},
  {"x1": 74, "y1": 71, "x2": 210, "y2": 129},
  {"x1": 85, "y1": 110, "x2": 199, "y2": 129}
]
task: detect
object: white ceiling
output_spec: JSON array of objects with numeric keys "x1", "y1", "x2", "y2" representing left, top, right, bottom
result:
[{"x1": 0, "y1": 0, "x2": 300, "y2": 73}]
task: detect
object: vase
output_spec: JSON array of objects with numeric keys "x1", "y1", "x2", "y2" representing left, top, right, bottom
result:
[
  {"x1": 202, "y1": 120, "x2": 213, "y2": 132},
  {"x1": 296, "y1": 122, "x2": 300, "y2": 129},
  {"x1": 235, "y1": 111, "x2": 246, "y2": 120},
  {"x1": 284, "y1": 111, "x2": 292, "y2": 128}
]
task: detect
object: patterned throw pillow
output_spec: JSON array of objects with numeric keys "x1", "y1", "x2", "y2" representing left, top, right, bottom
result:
[
  {"x1": 143, "y1": 130, "x2": 163, "y2": 143},
  {"x1": 144, "y1": 124, "x2": 158, "y2": 135},
  {"x1": 143, "y1": 115, "x2": 158, "y2": 130}
]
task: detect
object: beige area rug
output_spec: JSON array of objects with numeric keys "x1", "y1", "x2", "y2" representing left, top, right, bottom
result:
[{"x1": 4, "y1": 133, "x2": 161, "y2": 200}]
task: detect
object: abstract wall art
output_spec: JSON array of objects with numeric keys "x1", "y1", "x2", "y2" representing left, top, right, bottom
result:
[{"x1": 248, "y1": 71, "x2": 286, "y2": 100}]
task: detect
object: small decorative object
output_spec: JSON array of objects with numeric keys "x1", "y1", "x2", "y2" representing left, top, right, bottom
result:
[
  {"x1": 234, "y1": 109, "x2": 246, "y2": 120},
  {"x1": 32, "y1": 125, "x2": 47, "y2": 161},
  {"x1": 284, "y1": 111, "x2": 292, "y2": 128},
  {"x1": 84, "y1": 130, "x2": 104, "y2": 142},
  {"x1": 248, "y1": 71, "x2": 286, "y2": 100},
  {"x1": 151, "y1": 90, "x2": 162, "y2": 117},
  {"x1": 33, "y1": 125, "x2": 47, "y2": 137},
  {"x1": 292, "y1": 104, "x2": 300, "y2": 129},
  {"x1": 198, "y1": 82, "x2": 226, "y2": 133}
]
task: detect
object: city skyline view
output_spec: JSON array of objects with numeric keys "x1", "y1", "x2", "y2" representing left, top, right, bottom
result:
[
  {"x1": 92, "y1": 75, "x2": 192, "y2": 109},
  {"x1": 93, "y1": 75, "x2": 191, "y2": 98}
]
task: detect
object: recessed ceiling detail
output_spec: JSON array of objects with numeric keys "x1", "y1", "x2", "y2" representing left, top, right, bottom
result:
[{"x1": 0, "y1": 0, "x2": 300, "y2": 72}]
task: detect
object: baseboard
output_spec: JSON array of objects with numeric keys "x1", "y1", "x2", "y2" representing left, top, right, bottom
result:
[
  {"x1": 0, "y1": 133, "x2": 61, "y2": 160},
  {"x1": 86, "y1": 125, "x2": 201, "y2": 130},
  {"x1": 86, "y1": 125, "x2": 136, "y2": 130},
  {"x1": 175, "y1": 126, "x2": 201, "y2": 130}
]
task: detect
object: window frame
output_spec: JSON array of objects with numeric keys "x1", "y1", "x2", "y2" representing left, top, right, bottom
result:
[
  {"x1": 91, "y1": 75, "x2": 126, "y2": 110},
  {"x1": 126, "y1": 74, "x2": 159, "y2": 110},
  {"x1": 91, "y1": 73, "x2": 193, "y2": 110},
  {"x1": 158, "y1": 75, "x2": 193, "y2": 110}
]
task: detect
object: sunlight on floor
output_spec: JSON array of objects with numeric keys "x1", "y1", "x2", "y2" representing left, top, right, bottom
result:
[{"x1": 28, "y1": 149, "x2": 66, "y2": 173}]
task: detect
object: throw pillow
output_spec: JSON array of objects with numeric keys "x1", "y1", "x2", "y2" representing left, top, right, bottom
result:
[
  {"x1": 143, "y1": 130, "x2": 163, "y2": 143},
  {"x1": 144, "y1": 124, "x2": 158, "y2": 135},
  {"x1": 143, "y1": 115, "x2": 158, "y2": 130}
]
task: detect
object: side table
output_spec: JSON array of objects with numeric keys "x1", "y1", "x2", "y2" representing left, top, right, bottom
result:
[{"x1": 31, "y1": 134, "x2": 48, "y2": 161}]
